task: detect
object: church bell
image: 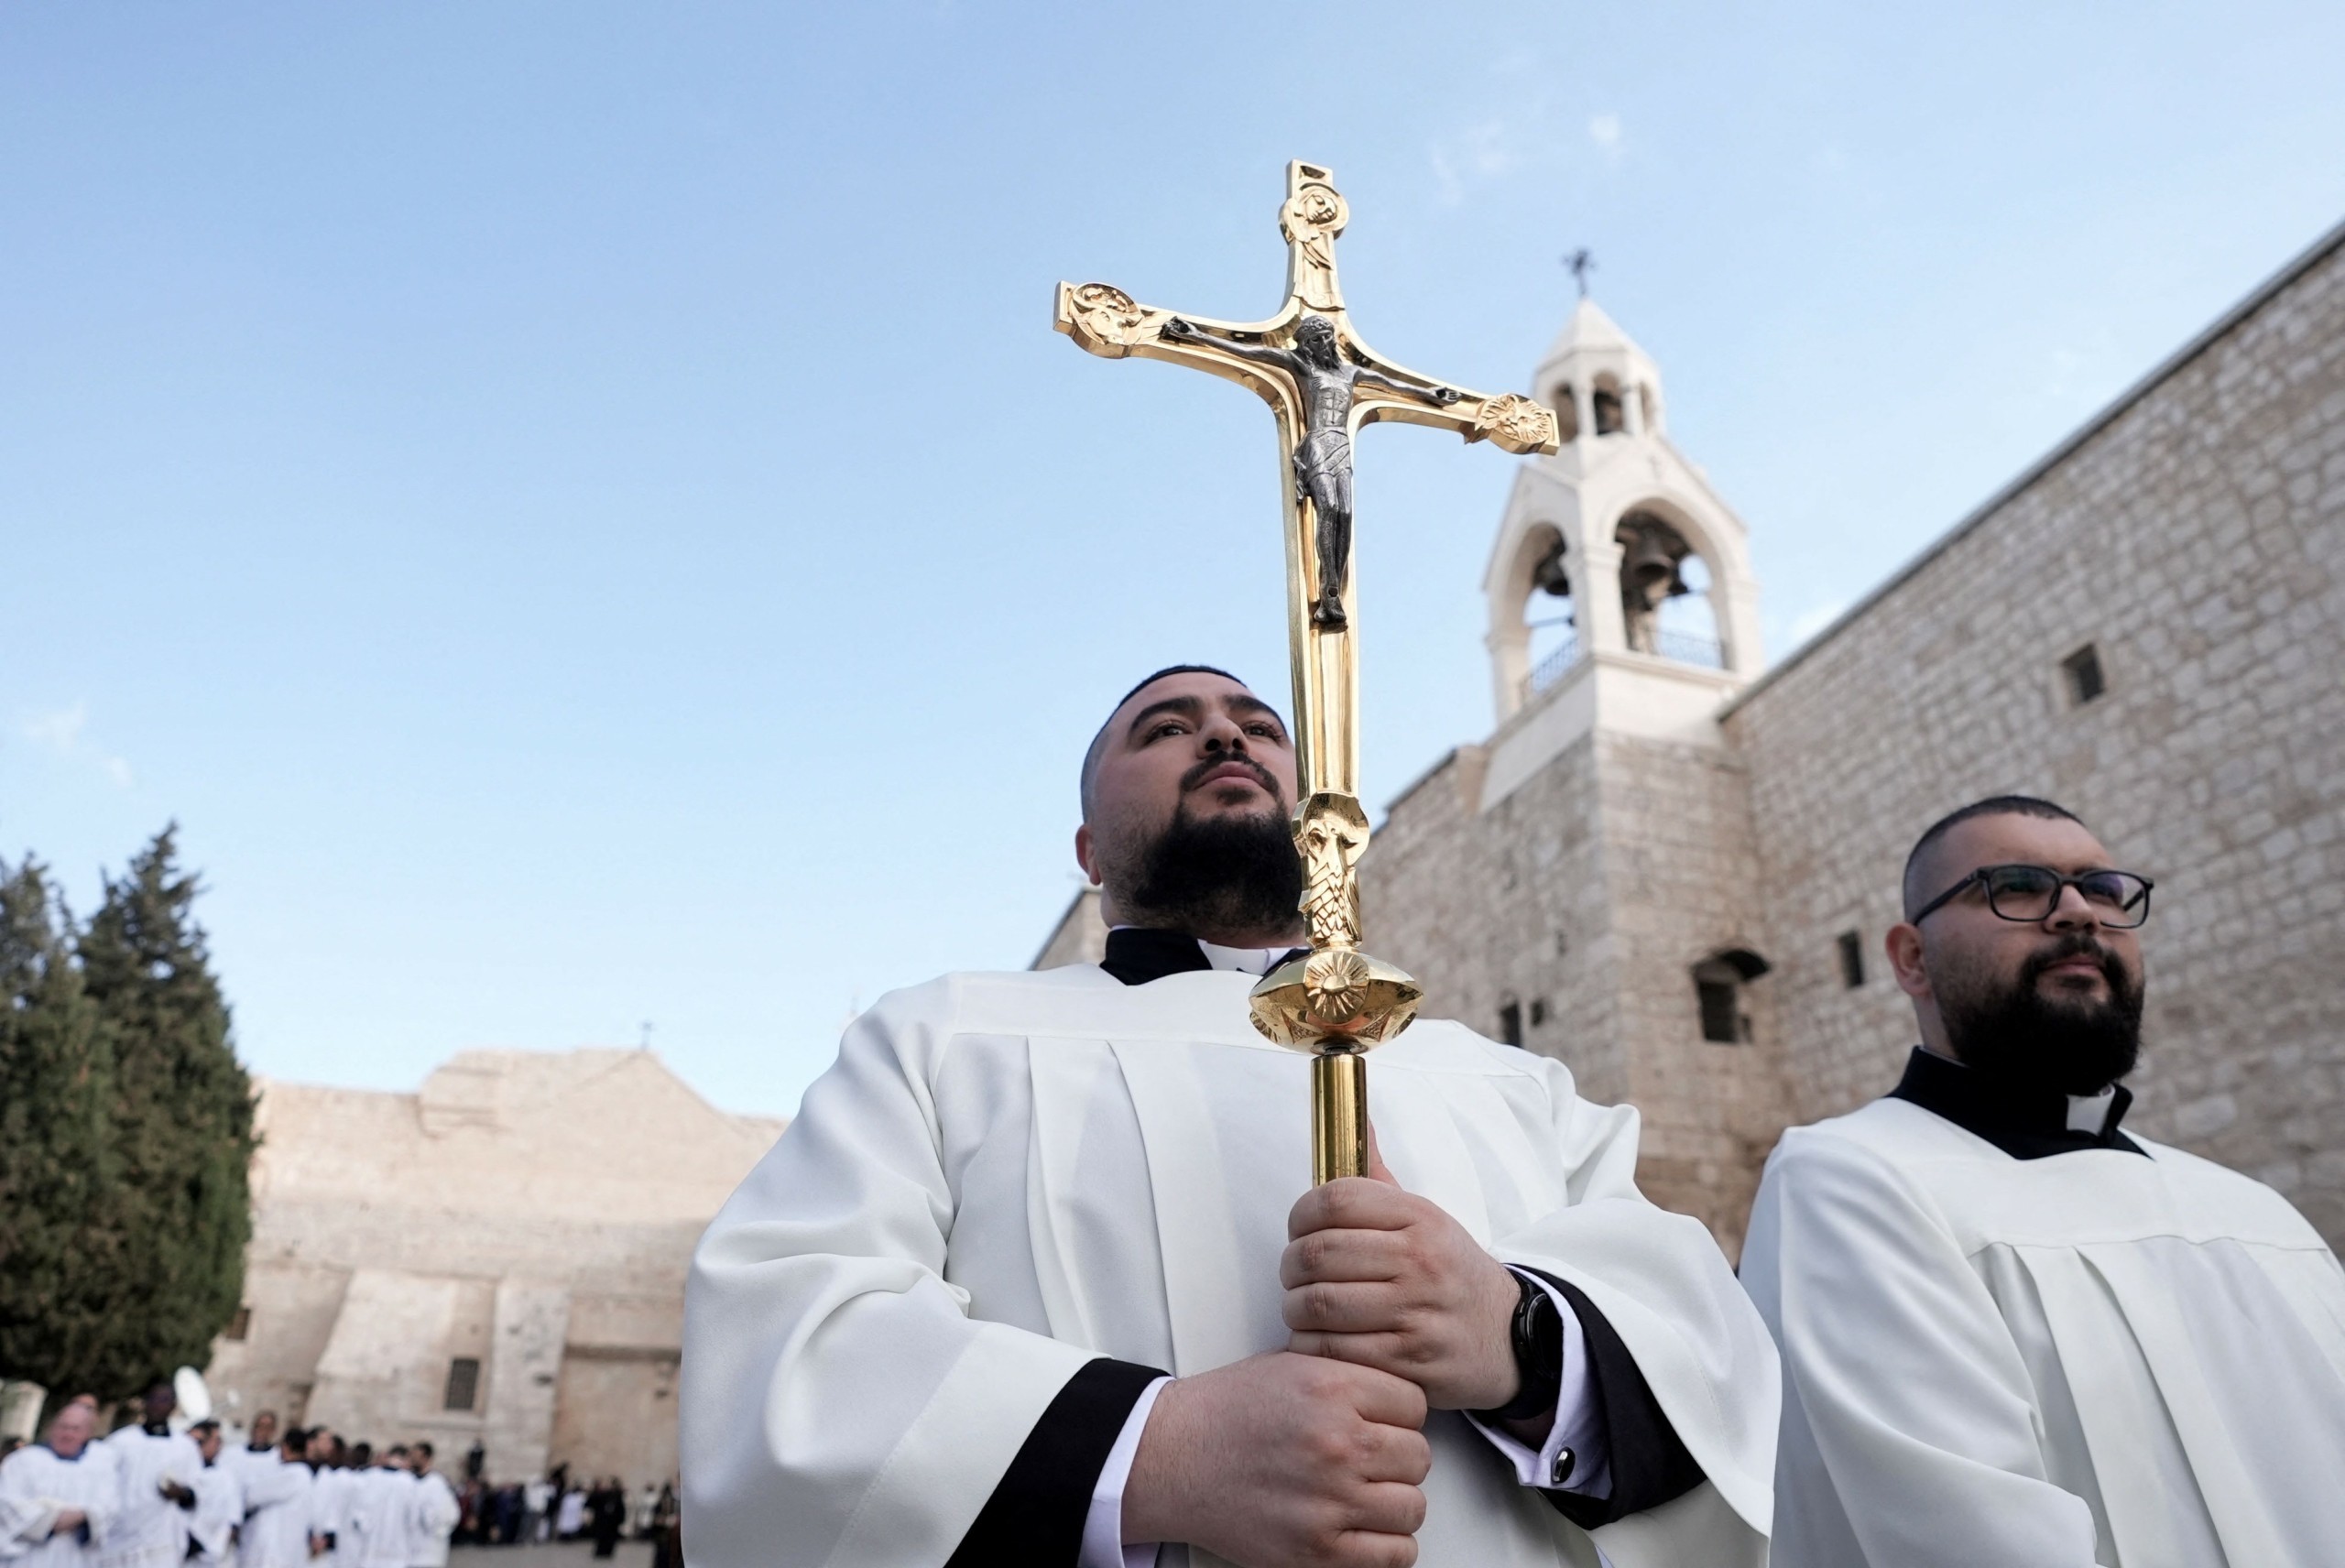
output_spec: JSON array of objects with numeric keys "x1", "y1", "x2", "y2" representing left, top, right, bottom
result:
[
  {"x1": 1532, "y1": 539, "x2": 1572, "y2": 598},
  {"x1": 1618, "y1": 517, "x2": 1687, "y2": 607}
]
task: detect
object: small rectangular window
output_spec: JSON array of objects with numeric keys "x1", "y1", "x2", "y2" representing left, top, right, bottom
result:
[
  {"x1": 224, "y1": 1307, "x2": 251, "y2": 1342},
  {"x1": 443, "y1": 1357, "x2": 481, "y2": 1412},
  {"x1": 1696, "y1": 981, "x2": 1740, "y2": 1044},
  {"x1": 1528, "y1": 997, "x2": 1548, "y2": 1027},
  {"x1": 2061, "y1": 644, "x2": 2106, "y2": 706},
  {"x1": 1499, "y1": 1000, "x2": 1523, "y2": 1048},
  {"x1": 1837, "y1": 931, "x2": 1866, "y2": 989}
]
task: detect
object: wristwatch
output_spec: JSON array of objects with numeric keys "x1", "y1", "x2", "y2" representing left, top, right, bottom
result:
[{"x1": 1480, "y1": 1268, "x2": 1565, "y2": 1423}]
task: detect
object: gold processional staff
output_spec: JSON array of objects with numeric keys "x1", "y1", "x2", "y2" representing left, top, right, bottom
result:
[{"x1": 1056, "y1": 160, "x2": 1559, "y2": 1185}]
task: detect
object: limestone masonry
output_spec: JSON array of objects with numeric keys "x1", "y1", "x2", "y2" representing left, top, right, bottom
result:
[
  {"x1": 202, "y1": 1050, "x2": 782, "y2": 1486},
  {"x1": 1040, "y1": 214, "x2": 2345, "y2": 1260}
]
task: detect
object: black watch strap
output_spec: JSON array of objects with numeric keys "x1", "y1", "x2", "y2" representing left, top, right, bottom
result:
[{"x1": 1477, "y1": 1268, "x2": 1565, "y2": 1423}]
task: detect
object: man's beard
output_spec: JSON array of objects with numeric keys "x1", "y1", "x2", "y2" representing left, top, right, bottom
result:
[
  {"x1": 1938, "y1": 930, "x2": 2144, "y2": 1096},
  {"x1": 1120, "y1": 802, "x2": 1303, "y2": 939}
]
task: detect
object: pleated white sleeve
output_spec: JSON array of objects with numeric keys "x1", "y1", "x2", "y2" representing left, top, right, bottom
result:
[{"x1": 681, "y1": 985, "x2": 1097, "y2": 1568}]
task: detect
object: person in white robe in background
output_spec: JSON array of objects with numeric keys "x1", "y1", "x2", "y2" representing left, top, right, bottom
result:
[
  {"x1": 304, "y1": 1439, "x2": 358, "y2": 1568},
  {"x1": 686, "y1": 665, "x2": 1780, "y2": 1568},
  {"x1": 226, "y1": 1417, "x2": 279, "y2": 1497},
  {"x1": 102, "y1": 1386, "x2": 200, "y2": 1568},
  {"x1": 404, "y1": 1446, "x2": 456, "y2": 1568},
  {"x1": 346, "y1": 1452, "x2": 414, "y2": 1568},
  {"x1": 0, "y1": 1404, "x2": 116, "y2": 1568},
  {"x1": 183, "y1": 1424, "x2": 243, "y2": 1568},
  {"x1": 232, "y1": 1432, "x2": 313, "y2": 1568},
  {"x1": 1741, "y1": 795, "x2": 2345, "y2": 1566}
]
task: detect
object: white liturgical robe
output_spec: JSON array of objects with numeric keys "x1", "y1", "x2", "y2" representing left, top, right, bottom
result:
[
  {"x1": 684, "y1": 966, "x2": 1778, "y2": 1568},
  {"x1": 410, "y1": 1473, "x2": 459, "y2": 1568},
  {"x1": 186, "y1": 1460, "x2": 242, "y2": 1568},
  {"x1": 232, "y1": 1459, "x2": 311, "y2": 1568},
  {"x1": 0, "y1": 1443, "x2": 118, "y2": 1568},
  {"x1": 346, "y1": 1471, "x2": 416, "y2": 1568},
  {"x1": 1742, "y1": 1095, "x2": 2345, "y2": 1567},
  {"x1": 100, "y1": 1431, "x2": 199, "y2": 1568}
]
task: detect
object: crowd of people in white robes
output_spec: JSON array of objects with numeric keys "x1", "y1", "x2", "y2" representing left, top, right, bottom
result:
[{"x1": 1, "y1": 1389, "x2": 459, "y2": 1568}]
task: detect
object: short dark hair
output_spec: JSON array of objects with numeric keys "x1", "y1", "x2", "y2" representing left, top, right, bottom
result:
[
  {"x1": 1078, "y1": 664, "x2": 1249, "y2": 818},
  {"x1": 1902, "y1": 794, "x2": 2088, "y2": 919},
  {"x1": 413, "y1": 1442, "x2": 434, "y2": 1459},
  {"x1": 189, "y1": 1419, "x2": 220, "y2": 1435}
]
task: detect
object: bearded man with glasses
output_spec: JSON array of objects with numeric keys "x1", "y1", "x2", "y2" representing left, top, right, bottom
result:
[{"x1": 1740, "y1": 794, "x2": 2345, "y2": 1568}]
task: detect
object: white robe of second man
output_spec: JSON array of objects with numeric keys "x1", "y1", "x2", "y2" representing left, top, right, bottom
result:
[{"x1": 1742, "y1": 1095, "x2": 2345, "y2": 1566}]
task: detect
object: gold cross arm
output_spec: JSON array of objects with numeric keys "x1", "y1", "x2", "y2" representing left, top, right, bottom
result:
[{"x1": 1055, "y1": 163, "x2": 1560, "y2": 460}]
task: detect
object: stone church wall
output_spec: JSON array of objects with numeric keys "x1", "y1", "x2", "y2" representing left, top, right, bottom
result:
[
  {"x1": 1727, "y1": 224, "x2": 2345, "y2": 1245},
  {"x1": 1364, "y1": 727, "x2": 1792, "y2": 1252},
  {"x1": 203, "y1": 1051, "x2": 782, "y2": 1486}
]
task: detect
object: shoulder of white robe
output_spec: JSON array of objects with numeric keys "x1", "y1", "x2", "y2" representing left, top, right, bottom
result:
[{"x1": 2129, "y1": 1134, "x2": 2342, "y2": 1242}]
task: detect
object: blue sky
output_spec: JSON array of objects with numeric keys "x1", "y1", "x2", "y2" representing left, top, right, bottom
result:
[{"x1": 5, "y1": 3, "x2": 2341, "y2": 1116}]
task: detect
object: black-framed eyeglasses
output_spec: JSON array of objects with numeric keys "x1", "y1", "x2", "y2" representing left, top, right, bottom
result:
[{"x1": 1910, "y1": 863, "x2": 2155, "y2": 929}]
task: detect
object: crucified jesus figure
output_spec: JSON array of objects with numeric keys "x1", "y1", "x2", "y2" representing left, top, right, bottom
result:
[{"x1": 1162, "y1": 312, "x2": 1458, "y2": 629}]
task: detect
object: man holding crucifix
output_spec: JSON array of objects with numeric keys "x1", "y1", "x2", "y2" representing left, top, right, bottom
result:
[
  {"x1": 682, "y1": 165, "x2": 1775, "y2": 1566},
  {"x1": 683, "y1": 669, "x2": 1776, "y2": 1566}
]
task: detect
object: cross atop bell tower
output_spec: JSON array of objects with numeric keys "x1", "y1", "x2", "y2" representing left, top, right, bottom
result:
[{"x1": 1474, "y1": 292, "x2": 1763, "y2": 799}]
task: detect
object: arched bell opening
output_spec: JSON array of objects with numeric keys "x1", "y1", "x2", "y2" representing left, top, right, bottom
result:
[
  {"x1": 1614, "y1": 506, "x2": 1725, "y2": 669},
  {"x1": 1547, "y1": 382, "x2": 1581, "y2": 442},
  {"x1": 1591, "y1": 374, "x2": 1626, "y2": 436},
  {"x1": 1522, "y1": 530, "x2": 1577, "y2": 698}
]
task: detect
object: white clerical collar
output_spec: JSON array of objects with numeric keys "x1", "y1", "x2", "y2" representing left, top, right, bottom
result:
[
  {"x1": 2065, "y1": 1085, "x2": 2119, "y2": 1135},
  {"x1": 1194, "y1": 940, "x2": 1290, "y2": 976},
  {"x1": 1107, "y1": 925, "x2": 1291, "y2": 977}
]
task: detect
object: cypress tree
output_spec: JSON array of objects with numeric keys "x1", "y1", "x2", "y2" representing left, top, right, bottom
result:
[
  {"x1": 75, "y1": 827, "x2": 256, "y2": 1397},
  {"x1": 0, "y1": 857, "x2": 122, "y2": 1399}
]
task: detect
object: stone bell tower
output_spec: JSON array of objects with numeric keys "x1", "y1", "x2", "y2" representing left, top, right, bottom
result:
[
  {"x1": 1363, "y1": 294, "x2": 1790, "y2": 1255},
  {"x1": 1480, "y1": 297, "x2": 1762, "y2": 775}
]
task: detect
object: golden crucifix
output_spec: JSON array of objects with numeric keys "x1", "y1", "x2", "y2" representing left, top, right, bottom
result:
[{"x1": 1056, "y1": 160, "x2": 1559, "y2": 1185}]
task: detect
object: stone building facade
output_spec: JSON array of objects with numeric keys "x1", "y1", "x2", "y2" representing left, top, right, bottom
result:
[
  {"x1": 201, "y1": 1050, "x2": 782, "y2": 1486},
  {"x1": 1035, "y1": 215, "x2": 2345, "y2": 1261}
]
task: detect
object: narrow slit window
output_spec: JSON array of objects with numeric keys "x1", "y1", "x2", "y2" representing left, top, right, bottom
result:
[
  {"x1": 1499, "y1": 999, "x2": 1524, "y2": 1048},
  {"x1": 1693, "y1": 950, "x2": 1769, "y2": 1044},
  {"x1": 443, "y1": 1357, "x2": 481, "y2": 1412},
  {"x1": 224, "y1": 1306, "x2": 252, "y2": 1342},
  {"x1": 1837, "y1": 931, "x2": 1866, "y2": 989},
  {"x1": 2062, "y1": 644, "x2": 2106, "y2": 706}
]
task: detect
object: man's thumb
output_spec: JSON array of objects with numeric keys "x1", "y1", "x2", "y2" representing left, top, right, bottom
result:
[{"x1": 1365, "y1": 1117, "x2": 1399, "y2": 1186}]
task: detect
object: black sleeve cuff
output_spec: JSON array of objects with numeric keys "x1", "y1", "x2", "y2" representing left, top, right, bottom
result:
[
  {"x1": 1520, "y1": 1270, "x2": 1706, "y2": 1530},
  {"x1": 945, "y1": 1356, "x2": 1166, "y2": 1567}
]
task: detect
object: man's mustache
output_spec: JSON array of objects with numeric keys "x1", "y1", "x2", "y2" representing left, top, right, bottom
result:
[
  {"x1": 1180, "y1": 753, "x2": 1282, "y2": 799},
  {"x1": 2021, "y1": 930, "x2": 2121, "y2": 987}
]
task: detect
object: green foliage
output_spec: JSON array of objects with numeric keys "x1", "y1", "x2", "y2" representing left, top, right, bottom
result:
[
  {"x1": 0, "y1": 860, "x2": 122, "y2": 1398},
  {"x1": 0, "y1": 828, "x2": 255, "y2": 1405}
]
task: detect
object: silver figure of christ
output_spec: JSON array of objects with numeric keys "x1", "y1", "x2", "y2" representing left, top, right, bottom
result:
[{"x1": 1161, "y1": 313, "x2": 1457, "y2": 628}]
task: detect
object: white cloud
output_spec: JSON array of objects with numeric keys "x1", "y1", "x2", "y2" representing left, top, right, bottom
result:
[
  {"x1": 1429, "y1": 116, "x2": 1522, "y2": 207},
  {"x1": 1588, "y1": 113, "x2": 1623, "y2": 158},
  {"x1": 21, "y1": 701, "x2": 133, "y2": 789},
  {"x1": 25, "y1": 701, "x2": 88, "y2": 755}
]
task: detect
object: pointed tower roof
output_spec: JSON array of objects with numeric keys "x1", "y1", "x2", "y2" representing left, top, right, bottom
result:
[{"x1": 1543, "y1": 296, "x2": 1634, "y2": 363}]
